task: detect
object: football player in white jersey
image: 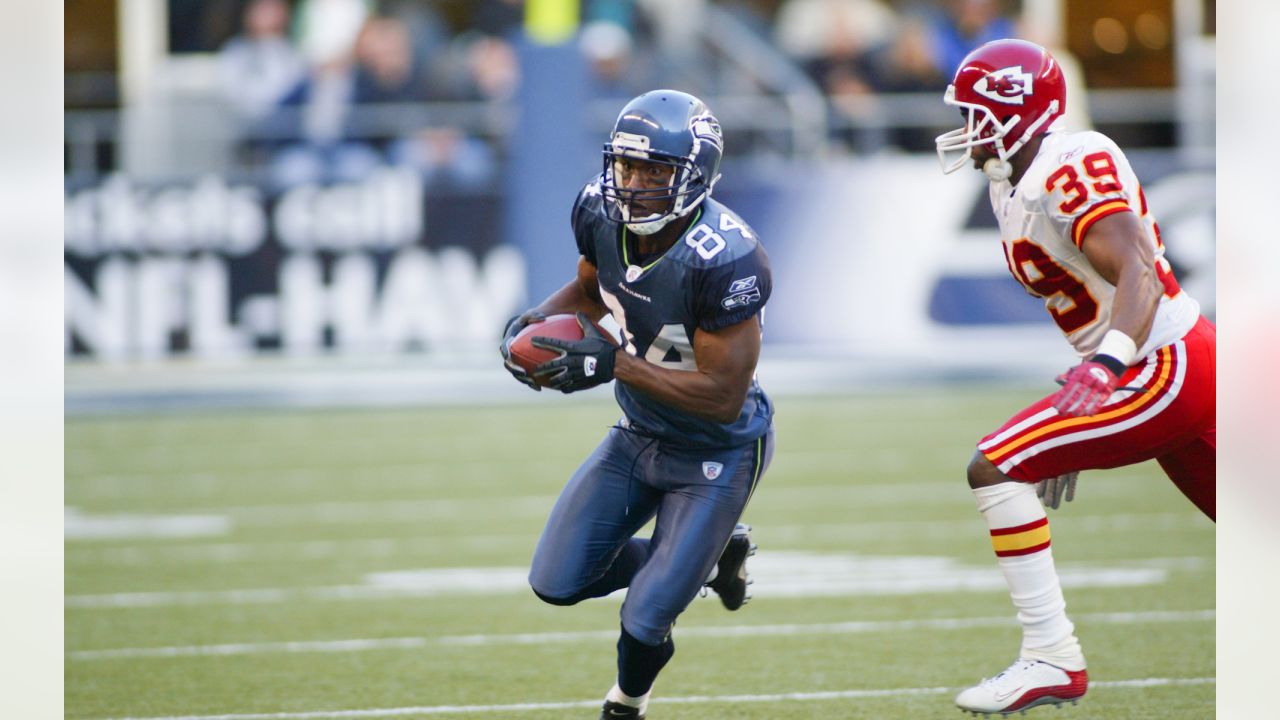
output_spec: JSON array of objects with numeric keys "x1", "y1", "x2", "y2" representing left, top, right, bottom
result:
[{"x1": 935, "y1": 39, "x2": 1216, "y2": 716}]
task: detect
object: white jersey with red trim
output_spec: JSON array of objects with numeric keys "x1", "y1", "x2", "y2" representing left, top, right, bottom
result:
[{"x1": 988, "y1": 129, "x2": 1200, "y2": 359}]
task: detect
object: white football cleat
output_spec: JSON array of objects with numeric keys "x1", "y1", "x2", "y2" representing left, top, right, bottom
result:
[{"x1": 955, "y1": 659, "x2": 1087, "y2": 716}]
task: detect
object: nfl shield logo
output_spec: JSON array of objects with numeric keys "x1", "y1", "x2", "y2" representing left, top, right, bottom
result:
[
  {"x1": 625, "y1": 265, "x2": 643, "y2": 282},
  {"x1": 702, "y1": 462, "x2": 723, "y2": 480}
]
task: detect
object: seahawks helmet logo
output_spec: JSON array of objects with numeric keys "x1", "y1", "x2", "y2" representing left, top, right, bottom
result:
[{"x1": 690, "y1": 113, "x2": 723, "y2": 152}]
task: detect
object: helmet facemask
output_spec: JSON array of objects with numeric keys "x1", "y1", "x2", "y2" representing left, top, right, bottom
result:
[
  {"x1": 935, "y1": 84, "x2": 1060, "y2": 181},
  {"x1": 601, "y1": 137, "x2": 709, "y2": 236}
]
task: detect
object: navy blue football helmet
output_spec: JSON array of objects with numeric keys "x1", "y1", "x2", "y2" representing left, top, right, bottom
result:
[{"x1": 601, "y1": 89, "x2": 723, "y2": 235}]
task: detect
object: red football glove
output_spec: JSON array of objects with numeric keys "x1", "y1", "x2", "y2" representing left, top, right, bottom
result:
[{"x1": 1051, "y1": 360, "x2": 1121, "y2": 417}]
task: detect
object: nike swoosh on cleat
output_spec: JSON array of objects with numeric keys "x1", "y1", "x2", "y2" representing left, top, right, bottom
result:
[{"x1": 993, "y1": 686, "x2": 1024, "y2": 702}]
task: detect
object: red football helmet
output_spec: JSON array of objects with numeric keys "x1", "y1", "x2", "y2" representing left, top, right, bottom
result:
[{"x1": 936, "y1": 39, "x2": 1066, "y2": 176}]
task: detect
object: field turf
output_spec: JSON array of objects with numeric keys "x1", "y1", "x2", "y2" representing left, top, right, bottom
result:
[{"x1": 65, "y1": 387, "x2": 1215, "y2": 719}]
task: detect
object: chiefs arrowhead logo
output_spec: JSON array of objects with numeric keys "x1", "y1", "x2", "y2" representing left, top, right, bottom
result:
[{"x1": 974, "y1": 66, "x2": 1034, "y2": 105}]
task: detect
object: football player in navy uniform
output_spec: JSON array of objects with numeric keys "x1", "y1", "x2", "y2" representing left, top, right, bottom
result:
[{"x1": 500, "y1": 89, "x2": 774, "y2": 719}]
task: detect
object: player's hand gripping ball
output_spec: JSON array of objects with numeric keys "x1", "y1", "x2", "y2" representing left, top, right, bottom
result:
[
  {"x1": 500, "y1": 310, "x2": 546, "y2": 391},
  {"x1": 506, "y1": 313, "x2": 617, "y2": 390}
]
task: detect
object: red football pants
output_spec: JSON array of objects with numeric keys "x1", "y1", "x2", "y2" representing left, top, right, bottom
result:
[{"x1": 979, "y1": 317, "x2": 1216, "y2": 520}]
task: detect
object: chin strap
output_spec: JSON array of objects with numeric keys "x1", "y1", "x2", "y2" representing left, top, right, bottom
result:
[
  {"x1": 625, "y1": 214, "x2": 677, "y2": 236},
  {"x1": 983, "y1": 158, "x2": 1013, "y2": 182},
  {"x1": 619, "y1": 202, "x2": 677, "y2": 235}
]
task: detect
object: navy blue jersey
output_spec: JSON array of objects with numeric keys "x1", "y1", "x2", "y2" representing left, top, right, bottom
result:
[{"x1": 571, "y1": 177, "x2": 773, "y2": 448}]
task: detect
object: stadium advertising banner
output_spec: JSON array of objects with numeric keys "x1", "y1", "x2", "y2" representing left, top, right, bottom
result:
[
  {"x1": 65, "y1": 169, "x2": 526, "y2": 361},
  {"x1": 65, "y1": 153, "x2": 1213, "y2": 363}
]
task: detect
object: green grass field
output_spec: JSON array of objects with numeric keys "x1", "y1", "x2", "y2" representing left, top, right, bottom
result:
[{"x1": 65, "y1": 387, "x2": 1215, "y2": 719}]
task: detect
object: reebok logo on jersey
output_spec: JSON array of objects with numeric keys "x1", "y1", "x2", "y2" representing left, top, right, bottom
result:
[
  {"x1": 1059, "y1": 146, "x2": 1083, "y2": 164},
  {"x1": 728, "y1": 275, "x2": 757, "y2": 293},
  {"x1": 974, "y1": 66, "x2": 1034, "y2": 105},
  {"x1": 721, "y1": 287, "x2": 761, "y2": 309}
]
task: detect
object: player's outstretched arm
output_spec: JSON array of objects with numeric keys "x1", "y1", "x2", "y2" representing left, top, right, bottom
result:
[
  {"x1": 1052, "y1": 211, "x2": 1163, "y2": 417},
  {"x1": 612, "y1": 314, "x2": 761, "y2": 425}
]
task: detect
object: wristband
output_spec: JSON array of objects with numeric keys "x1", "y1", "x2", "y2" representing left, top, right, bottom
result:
[
  {"x1": 1094, "y1": 329, "x2": 1137, "y2": 367},
  {"x1": 1089, "y1": 353, "x2": 1128, "y2": 377}
]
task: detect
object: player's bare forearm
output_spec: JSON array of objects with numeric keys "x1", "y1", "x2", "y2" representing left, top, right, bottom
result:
[
  {"x1": 1108, "y1": 260, "x2": 1160, "y2": 348},
  {"x1": 1081, "y1": 211, "x2": 1161, "y2": 349},
  {"x1": 613, "y1": 357, "x2": 746, "y2": 423},
  {"x1": 530, "y1": 257, "x2": 609, "y2": 321},
  {"x1": 613, "y1": 316, "x2": 760, "y2": 424}
]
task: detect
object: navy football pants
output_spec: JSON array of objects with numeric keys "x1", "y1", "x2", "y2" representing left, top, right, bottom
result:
[{"x1": 528, "y1": 426, "x2": 773, "y2": 645}]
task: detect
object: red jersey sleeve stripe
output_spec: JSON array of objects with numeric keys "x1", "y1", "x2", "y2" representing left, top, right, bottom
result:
[{"x1": 1071, "y1": 199, "x2": 1132, "y2": 248}]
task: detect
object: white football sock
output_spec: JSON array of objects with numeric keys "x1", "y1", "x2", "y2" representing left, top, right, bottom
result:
[
  {"x1": 606, "y1": 683, "x2": 650, "y2": 714},
  {"x1": 974, "y1": 481, "x2": 1085, "y2": 671}
]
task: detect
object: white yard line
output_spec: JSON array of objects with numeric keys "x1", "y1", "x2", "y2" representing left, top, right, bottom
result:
[
  {"x1": 65, "y1": 511, "x2": 1210, "y2": 565},
  {"x1": 96, "y1": 677, "x2": 1216, "y2": 720},
  {"x1": 64, "y1": 552, "x2": 1210, "y2": 609},
  {"x1": 68, "y1": 609, "x2": 1214, "y2": 661}
]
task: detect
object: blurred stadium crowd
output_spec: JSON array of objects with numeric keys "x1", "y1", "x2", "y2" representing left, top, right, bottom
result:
[{"x1": 66, "y1": 0, "x2": 1136, "y2": 186}]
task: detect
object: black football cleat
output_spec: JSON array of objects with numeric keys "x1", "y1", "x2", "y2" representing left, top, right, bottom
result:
[
  {"x1": 600, "y1": 700, "x2": 644, "y2": 719},
  {"x1": 708, "y1": 523, "x2": 756, "y2": 611}
]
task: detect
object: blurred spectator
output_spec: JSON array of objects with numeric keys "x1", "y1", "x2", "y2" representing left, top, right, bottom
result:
[
  {"x1": 433, "y1": 33, "x2": 520, "y2": 103},
  {"x1": 864, "y1": 15, "x2": 947, "y2": 92},
  {"x1": 293, "y1": 0, "x2": 370, "y2": 67},
  {"x1": 353, "y1": 15, "x2": 500, "y2": 189},
  {"x1": 925, "y1": 0, "x2": 1019, "y2": 79},
  {"x1": 351, "y1": 17, "x2": 427, "y2": 103},
  {"x1": 579, "y1": 20, "x2": 653, "y2": 100},
  {"x1": 862, "y1": 15, "x2": 951, "y2": 151},
  {"x1": 380, "y1": 0, "x2": 450, "y2": 72},
  {"x1": 638, "y1": 0, "x2": 705, "y2": 58},
  {"x1": 269, "y1": 55, "x2": 382, "y2": 190},
  {"x1": 775, "y1": 0, "x2": 898, "y2": 99},
  {"x1": 217, "y1": 0, "x2": 306, "y2": 120},
  {"x1": 468, "y1": 36, "x2": 521, "y2": 102},
  {"x1": 264, "y1": 0, "x2": 377, "y2": 190}
]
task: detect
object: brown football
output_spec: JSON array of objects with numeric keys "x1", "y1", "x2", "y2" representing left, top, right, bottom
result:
[{"x1": 507, "y1": 314, "x2": 608, "y2": 386}]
